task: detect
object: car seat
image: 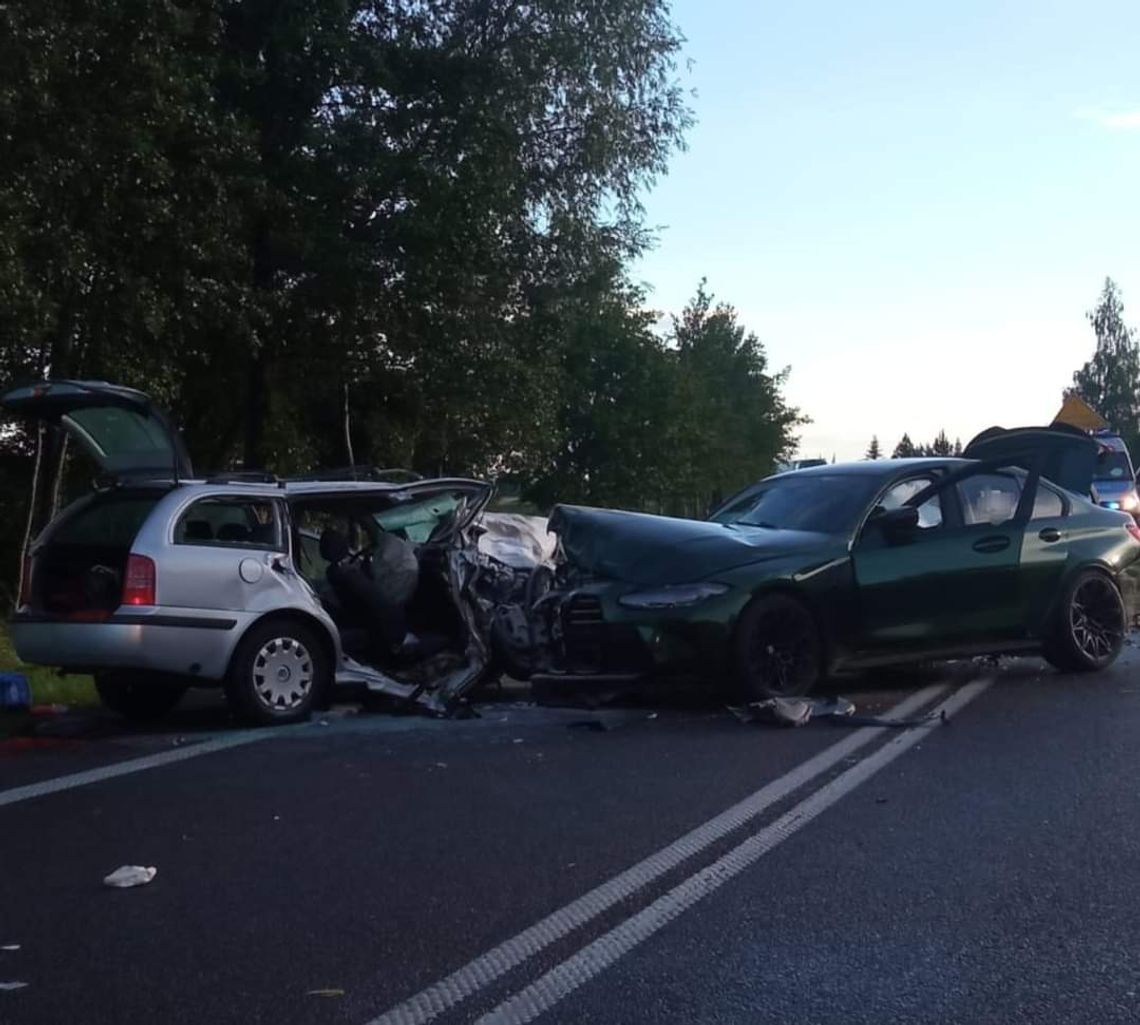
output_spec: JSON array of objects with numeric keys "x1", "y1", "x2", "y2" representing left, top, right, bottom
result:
[{"x1": 183, "y1": 520, "x2": 213, "y2": 542}]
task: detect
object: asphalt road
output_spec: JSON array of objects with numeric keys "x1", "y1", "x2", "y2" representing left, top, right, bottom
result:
[{"x1": 3, "y1": 651, "x2": 1140, "y2": 1024}]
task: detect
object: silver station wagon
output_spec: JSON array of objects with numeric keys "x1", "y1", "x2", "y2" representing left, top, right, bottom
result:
[{"x1": 3, "y1": 381, "x2": 547, "y2": 725}]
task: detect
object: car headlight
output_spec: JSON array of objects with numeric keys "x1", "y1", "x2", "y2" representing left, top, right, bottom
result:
[{"x1": 618, "y1": 582, "x2": 729, "y2": 609}]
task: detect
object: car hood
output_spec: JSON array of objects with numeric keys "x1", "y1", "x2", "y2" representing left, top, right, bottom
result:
[
  {"x1": 964, "y1": 424, "x2": 1099, "y2": 496},
  {"x1": 548, "y1": 505, "x2": 833, "y2": 586}
]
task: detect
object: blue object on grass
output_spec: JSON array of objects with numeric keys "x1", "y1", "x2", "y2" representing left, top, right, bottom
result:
[{"x1": 0, "y1": 672, "x2": 31, "y2": 709}]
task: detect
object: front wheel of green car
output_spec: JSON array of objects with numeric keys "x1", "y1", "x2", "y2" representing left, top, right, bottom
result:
[
  {"x1": 225, "y1": 619, "x2": 329, "y2": 727},
  {"x1": 1043, "y1": 569, "x2": 1126, "y2": 673},
  {"x1": 734, "y1": 594, "x2": 822, "y2": 700},
  {"x1": 95, "y1": 673, "x2": 187, "y2": 722}
]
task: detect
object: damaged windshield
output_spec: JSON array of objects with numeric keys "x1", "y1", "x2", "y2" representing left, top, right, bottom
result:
[{"x1": 710, "y1": 474, "x2": 882, "y2": 535}]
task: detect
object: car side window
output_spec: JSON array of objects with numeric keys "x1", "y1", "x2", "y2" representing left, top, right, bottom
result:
[
  {"x1": 175, "y1": 497, "x2": 283, "y2": 550},
  {"x1": 1031, "y1": 485, "x2": 1066, "y2": 521},
  {"x1": 878, "y1": 477, "x2": 943, "y2": 529},
  {"x1": 957, "y1": 473, "x2": 1021, "y2": 526}
]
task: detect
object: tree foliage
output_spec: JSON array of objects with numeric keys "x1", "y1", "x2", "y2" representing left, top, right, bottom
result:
[
  {"x1": 865, "y1": 436, "x2": 881, "y2": 460},
  {"x1": 1070, "y1": 277, "x2": 1140, "y2": 454},
  {"x1": 891, "y1": 433, "x2": 917, "y2": 458},
  {"x1": 0, "y1": 0, "x2": 809, "y2": 593}
]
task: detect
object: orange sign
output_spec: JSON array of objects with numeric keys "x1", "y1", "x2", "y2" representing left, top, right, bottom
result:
[{"x1": 1053, "y1": 394, "x2": 1107, "y2": 431}]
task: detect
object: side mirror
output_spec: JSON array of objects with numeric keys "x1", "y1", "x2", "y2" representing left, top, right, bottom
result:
[{"x1": 876, "y1": 505, "x2": 920, "y2": 543}]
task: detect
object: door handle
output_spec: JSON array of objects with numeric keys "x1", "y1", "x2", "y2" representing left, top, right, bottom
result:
[
  {"x1": 1038, "y1": 528, "x2": 1062, "y2": 543},
  {"x1": 972, "y1": 535, "x2": 1011, "y2": 554}
]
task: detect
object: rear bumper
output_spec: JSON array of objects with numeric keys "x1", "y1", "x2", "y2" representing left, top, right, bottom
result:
[{"x1": 8, "y1": 609, "x2": 245, "y2": 680}]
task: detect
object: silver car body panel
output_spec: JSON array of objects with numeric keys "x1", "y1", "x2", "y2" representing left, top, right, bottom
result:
[{"x1": 10, "y1": 478, "x2": 533, "y2": 711}]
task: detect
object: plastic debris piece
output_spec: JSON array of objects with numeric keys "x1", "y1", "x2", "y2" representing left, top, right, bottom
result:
[
  {"x1": 434, "y1": 762, "x2": 448, "y2": 768},
  {"x1": 0, "y1": 674, "x2": 30, "y2": 710},
  {"x1": 728, "y1": 697, "x2": 813, "y2": 727},
  {"x1": 512, "y1": 737, "x2": 524, "y2": 744},
  {"x1": 103, "y1": 865, "x2": 157, "y2": 888},
  {"x1": 0, "y1": 982, "x2": 29, "y2": 991},
  {"x1": 307, "y1": 989, "x2": 345, "y2": 997},
  {"x1": 1, "y1": 945, "x2": 19, "y2": 952}
]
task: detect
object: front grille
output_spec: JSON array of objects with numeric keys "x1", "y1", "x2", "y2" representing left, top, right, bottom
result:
[
  {"x1": 564, "y1": 594, "x2": 603, "y2": 627},
  {"x1": 562, "y1": 594, "x2": 605, "y2": 670}
]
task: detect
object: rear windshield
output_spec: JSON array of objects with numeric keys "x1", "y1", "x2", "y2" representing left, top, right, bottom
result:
[{"x1": 49, "y1": 493, "x2": 162, "y2": 547}]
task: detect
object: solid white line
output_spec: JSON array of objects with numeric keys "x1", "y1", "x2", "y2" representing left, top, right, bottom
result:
[
  {"x1": 365, "y1": 683, "x2": 950, "y2": 1025},
  {"x1": 475, "y1": 678, "x2": 994, "y2": 1025},
  {"x1": 0, "y1": 730, "x2": 273, "y2": 809}
]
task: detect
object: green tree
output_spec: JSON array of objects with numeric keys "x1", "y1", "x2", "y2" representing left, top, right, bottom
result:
[
  {"x1": 865, "y1": 436, "x2": 882, "y2": 459},
  {"x1": 892, "y1": 433, "x2": 917, "y2": 458},
  {"x1": 666, "y1": 282, "x2": 804, "y2": 516},
  {"x1": 953, "y1": 437, "x2": 963, "y2": 457},
  {"x1": 931, "y1": 429, "x2": 953, "y2": 456},
  {"x1": 1071, "y1": 278, "x2": 1140, "y2": 453}
]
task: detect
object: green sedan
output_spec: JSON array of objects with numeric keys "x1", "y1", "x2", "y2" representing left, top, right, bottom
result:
[{"x1": 530, "y1": 426, "x2": 1140, "y2": 699}]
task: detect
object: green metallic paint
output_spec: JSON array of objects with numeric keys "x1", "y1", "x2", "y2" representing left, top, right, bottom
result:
[{"x1": 547, "y1": 457, "x2": 1140, "y2": 687}]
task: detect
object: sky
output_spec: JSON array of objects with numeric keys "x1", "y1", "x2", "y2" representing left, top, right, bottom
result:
[{"x1": 632, "y1": 0, "x2": 1140, "y2": 461}]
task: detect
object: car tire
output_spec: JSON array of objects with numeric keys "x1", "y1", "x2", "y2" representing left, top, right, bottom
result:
[
  {"x1": 734, "y1": 593, "x2": 823, "y2": 700},
  {"x1": 95, "y1": 673, "x2": 187, "y2": 722},
  {"x1": 225, "y1": 618, "x2": 329, "y2": 727},
  {"x1": 1042, "y1": 569, "x2": 1127, "y2": 673}
]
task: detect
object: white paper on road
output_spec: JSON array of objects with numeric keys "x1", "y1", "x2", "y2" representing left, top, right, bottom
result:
[{"x1": 103, "y1": 865, "x2": 157, "y2": 888}]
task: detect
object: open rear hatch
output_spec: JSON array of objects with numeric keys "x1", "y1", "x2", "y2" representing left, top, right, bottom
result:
[
  {"x1": 2, "y1": 381, "x2": 188, "y2": 619},
  {"x1": 1, "y1": 379, "x2": 193, "y2": 482},
  {"x1": 963, "y1": 424, "x2": 1099, "y2": 496}
]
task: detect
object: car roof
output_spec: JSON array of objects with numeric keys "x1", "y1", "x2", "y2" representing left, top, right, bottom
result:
[
  {"x1": 773, "y1": 457, "x2": 966, "y2": 478},
  {"x1": 114, "y1": 477, "x2": 490, "y2": 499}
]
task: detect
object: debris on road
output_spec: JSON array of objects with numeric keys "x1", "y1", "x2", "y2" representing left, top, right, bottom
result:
[
  {"x1": 728, "y1": 696, "x2": 855, "y2": 727},
  {"x1": 728, "y1": 696, "x2": 945, "y2": 729},
  {"x1": 1, "y1": 945, "x2": 20, "y2": 951},
  {"x1": 306, "y1": 988, "x2": 345, "y2": 997},
  {"x1": 103, "y1": 865, "x2": 157, "y2": 888},
  {"x1": 0, "y1": 982, "x2": 29, "y2": 991}
]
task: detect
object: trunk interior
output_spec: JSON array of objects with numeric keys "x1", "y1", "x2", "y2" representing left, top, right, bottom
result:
[{"x1": 26, "y1": 491, "x2": 164, "y2": 618}]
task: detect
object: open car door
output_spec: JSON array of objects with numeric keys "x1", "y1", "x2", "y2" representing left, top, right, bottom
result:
[{"x1": 1, "y1": 380, "x2": 193, "y2": 481}]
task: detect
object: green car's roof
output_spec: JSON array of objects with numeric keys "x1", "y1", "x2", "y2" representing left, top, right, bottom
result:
[{"x1": 778, "y1": 458, "x2": 966, "y2": 478}]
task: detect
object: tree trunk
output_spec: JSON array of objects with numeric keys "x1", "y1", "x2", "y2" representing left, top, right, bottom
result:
[
  {"x1": 242, "y1": 350, "x2": 268, "y2": 470},
  {"x1": 343, "y1": 381, "x2": 356, "y2": 474}
]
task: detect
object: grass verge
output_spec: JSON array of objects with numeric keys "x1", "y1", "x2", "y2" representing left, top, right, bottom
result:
[{"x1": 0, "y1": 622, "x2": 97, "y2": 707}]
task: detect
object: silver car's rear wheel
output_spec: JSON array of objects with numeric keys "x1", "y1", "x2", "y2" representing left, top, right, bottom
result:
[
  {"x1": 226, "y1": 619, "x2": 329, "y2": 726},
  {"x1": 252, "y1": 636, "x2": 314, "y2": 712}
]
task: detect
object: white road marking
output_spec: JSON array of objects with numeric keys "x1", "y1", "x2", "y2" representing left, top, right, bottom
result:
[
  {"x1": 0, "y1": 731, "x2": 273, "y2": 809},
  {"x1": 476, "y1": 678, "x2": 994, "y2": 1025},
  {"x1": 366, "y1": 683, "x2": 951, "y2": 1025}
]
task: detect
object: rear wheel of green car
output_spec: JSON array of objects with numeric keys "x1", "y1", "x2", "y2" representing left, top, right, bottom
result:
[
  {"x1": 225, "y1": 618, "x2": 329, "y2": 727},
  {"x1": 1043, "y1": 569, "x2": 1126, "y2": 673},
  {"x1": 734, "y1": 593, "x2": 823, "y2": 700},
  {"x1": 95, "y1": 673, "x2": 187, "y2": 722}
]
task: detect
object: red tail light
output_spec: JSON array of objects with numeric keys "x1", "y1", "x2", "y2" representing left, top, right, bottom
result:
[
  {"x1": 122, "y1": 555, "x2": 156, "y2": 606},
  {"x1": 1127, "y1": 522, "x2": 1140, "y2": 544}
]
